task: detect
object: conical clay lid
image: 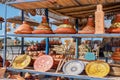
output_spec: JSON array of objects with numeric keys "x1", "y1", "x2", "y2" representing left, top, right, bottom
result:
[
  {"x1": 78, "y1": 18, "x2": 95, "y2": 34},
  {"x1": 32, "y1": 16, "x2": 53, "y2": 34},
  {"x1": 106, "y1": 14, "x2": 120, "y2": 33},
  {"x1": 14, "y1": 21, "x2": 33, "y2": 34},
  {"x1": 54, "y1": 19, "x2": 76, "y2": 34}
]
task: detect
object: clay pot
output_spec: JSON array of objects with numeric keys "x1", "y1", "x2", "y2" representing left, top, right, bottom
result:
[
  {"x1": 111, "y1": 48, "x2": 120, "y2": 62},
  {"x1": 14, "y1": 21, "x2": 33, "y2": 34},
  {"x1": 32, "y1": 16, "x2": 53, "y2": 34},
  {"x1": 78, "y1": 17, "x2": 95, "y2": 34},
  {"x1": 54, "y1": 19, "x2": 76, "y2": 34}
]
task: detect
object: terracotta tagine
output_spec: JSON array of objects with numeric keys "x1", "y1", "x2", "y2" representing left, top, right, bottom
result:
[
  {"x1": 111, "y1": 48, "x2": 120, "y2": 62},
  {"x1": 78, "y1": 17, "x2": 95, "y2": 34},
  {"x1": 14, "y1": 21, "x2": 33, "y2": 34},
  {"x1": 54, "y1": 19, "x2": 76, "y2": 34},
  {"x1": 106, "y1": 14, "x2": 120, "y2": 33},
  {"x1": 32, "y1": 16, "x2": 53, "y2": 34}
]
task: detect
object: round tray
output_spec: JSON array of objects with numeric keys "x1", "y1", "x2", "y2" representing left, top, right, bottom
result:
[
  {"x1": 12, "y1": 55, "x2": 31, "y2": 69},
  {"x1": 85, "y1": 61, "x2": 110, "y2": 78},
  {"x1": 34, "y1": 55, "x2": 54, "y2": 72},
  {"x1": 63, "y1": 60, "x2": 84, "y2": 75}
]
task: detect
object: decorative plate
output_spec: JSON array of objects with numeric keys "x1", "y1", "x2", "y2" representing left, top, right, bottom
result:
[
  {"x1": 85, "y1": 61, "x2": 110, "y2": 78},
  {"x1": 63, "y1": 60, "x2": 84, "y2": 75}
]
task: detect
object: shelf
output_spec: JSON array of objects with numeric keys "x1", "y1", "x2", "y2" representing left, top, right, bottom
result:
[
  {"x1": 7, "y1": 34, "x2": 120, "y2": 38},
  {"x1": 7, "y1": 67, "x2": 105, "y2": 80},
  {"x1": 0, "y1": 35, "x2": 4, "y2": 37}
]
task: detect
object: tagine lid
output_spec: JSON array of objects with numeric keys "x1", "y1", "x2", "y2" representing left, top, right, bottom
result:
[
  {"x1": 85, "y1": 61, "x2": 110, "y2": 78},
  {"x1": 37, "y1": 16, "x2": 51, "y2": 30},
  {"x1": 78, "y1": 18, "x2": 95, "y2": 34},
  {"x1": 32, "y1": 16, "x2": 53, "y2": 34},
  {"x1": 12, "y1": 54, "x2": 31, "y2": 69},
  {"x1": 106, "y1": 14, "x2": 120, "y2": 33},
  {"x1": 14, "y1": 21, "x2": 33, "y2": 34},
  {"x1": 54, "y1": 19, "x2": 76, "y2": 34}
]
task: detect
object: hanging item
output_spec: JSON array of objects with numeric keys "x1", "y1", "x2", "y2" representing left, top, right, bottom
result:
[
  {"x1": 85, "y1": 61, "x2": 110, "y2": 78},
  {"x1": 12, "y1": 54, "x2": 31, "y2": 69},
  {"x1": 11, "y1": 23, "x2": 16, "y2": 28},
  {"x1": 32, "y1": 16, "x2": 53, "y2": 34},
  {"x1": 14, "y1": 21, "x2": 33, "y2": 34},
  {"x1": 54, "y1": 19, "x2": 76, "y2": 34},
  {"x1": 84, "y1": 52, "x2": 96, "y2": 61},
  {"x1": 78, "y1": 17, "x2": 95, "y2": 34},
  {"x1": 0, "y1": 17, "x2": 4, "y2": 22},
  {"x1": 6, "y1": 27, "x2": 11, "y2": 32},
  {"x1": 63, "y1": 60, "x2": 84, "y2": 75},
  {"x1": 95, "y1": 4, "x2": 105, "y2": 34},
  {"x1": 34, "y1": 55, "x2": 54, "y2": 72},
  {"x1": 106, "y1": 14, "x2": 120, "y2": 33}
]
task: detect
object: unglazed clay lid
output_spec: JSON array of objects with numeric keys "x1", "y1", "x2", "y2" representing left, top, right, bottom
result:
[
  {"x1": 14, "y1": 21, "x2": 33, "y2": 34},
  {"x1": 78, "y1": 18, "x2": 95, "y2": 34}
]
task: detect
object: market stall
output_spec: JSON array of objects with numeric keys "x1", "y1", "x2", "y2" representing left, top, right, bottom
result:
[{"x1": 1, "y1": 0, "x2": 120, "y2": 80}]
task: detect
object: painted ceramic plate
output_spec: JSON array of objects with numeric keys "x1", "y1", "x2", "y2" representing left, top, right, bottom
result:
[{"x1": 63, "y1": 60, "x2": 84, "y2": 75}]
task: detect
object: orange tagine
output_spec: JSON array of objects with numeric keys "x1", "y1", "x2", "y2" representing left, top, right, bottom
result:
[
  {"x1": 32, "y1": 16, "x2": 53, "y2": 34},
  {"x1": 14, "y1": 21, "x2": 33, "y2": 34},
  {"x1": 54, "y1": 19, "x2": 76, "y2": 34},
  {"x1": 106, "y1": 14, "x2": 120, "y2": 33},
  {"x1": 78, "y1": 17, "x2": 95, "y2": 34}
]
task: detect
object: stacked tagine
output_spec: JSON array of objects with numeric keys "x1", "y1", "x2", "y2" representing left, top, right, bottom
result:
[
  {"x1": 78, "y1": 17, "x2": 95, "y2": 34},
  {"x1": 111, "y1": 48, "x2": 120, "y2": 63},
  {"x1": 54, "y1": 19, "x2": 76, "y2": 34},
  {"x1": 32, "y1": 16, "x2": 53, "y2": 34},
  {"x1": 14, "y1": 21, "x2": 33, "y2": 34},
  {"x1": 106, "y1": 14, "x2": 120, "y2": 33}
]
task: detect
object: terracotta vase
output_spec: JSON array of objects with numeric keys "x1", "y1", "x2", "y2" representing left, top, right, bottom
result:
[{"x1": 111, "y1": 48, "x2": 120, "y2": 62}]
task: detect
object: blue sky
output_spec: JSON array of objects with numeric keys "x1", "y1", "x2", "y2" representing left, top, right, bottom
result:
[{"x1": 0, "y1": 4, "x2": 56, "y2": 42}]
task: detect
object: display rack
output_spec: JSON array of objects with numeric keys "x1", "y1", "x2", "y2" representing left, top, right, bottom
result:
[{"x1": 3, "y1": 0, "x2": 120, "y2": 80}]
